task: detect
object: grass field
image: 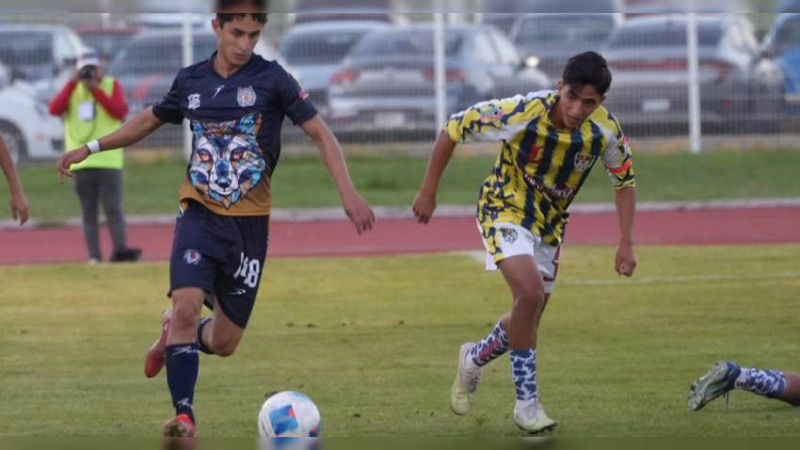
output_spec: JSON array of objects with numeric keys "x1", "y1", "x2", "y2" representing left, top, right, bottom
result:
[
  {"x1": 1, "y1": 245, "x2": 800, "y2": 436},
  {"x1": 3, "y1": 148, "x2": 800, "y2": 223}
]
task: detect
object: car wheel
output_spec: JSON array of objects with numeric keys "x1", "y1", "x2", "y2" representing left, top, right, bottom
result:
[{"x1": 0, "y1": 121, "x2": 27, "y2": 163}]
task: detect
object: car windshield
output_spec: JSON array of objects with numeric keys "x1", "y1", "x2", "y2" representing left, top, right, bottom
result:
[
  {"x1": 515, "y1": 15, "x2": 616, "y2": 46},
  {"x1": 110, "y1": 36, "x2": 217, "y2": 75},
  {"x1": 0, "y1": 31, "x2": 52, "y2": 66},
  {"x1": 350, "y1": 29, "x2": 465, "y2": 57},
  {"x1": 607, "y1": 25, "x2": 723, "y2": 49},
  {"x1": 282, "y1": 30, "x2": 370, "y2": 65}
]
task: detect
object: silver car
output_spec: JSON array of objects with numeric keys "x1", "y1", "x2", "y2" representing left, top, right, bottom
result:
[
  {"x1": 279, "y1": 21, "x2": 390, "y2": 117},
  {"x1": 603, "y1": 15, "x2": 785, "y2": 135},
  {"x1": 328, "y1": 24, "x2": 549, "y2": 140}
]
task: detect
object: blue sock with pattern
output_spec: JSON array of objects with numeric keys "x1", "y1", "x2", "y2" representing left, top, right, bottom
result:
[
  {"x1": 470, "y1": 319, "x2": 510, "y2": 367},
  {"x1": 736, "y1": 367, "x2": 787, "y2": 399},
  {"x1": 197, "y1": 317, "x2": 215, "y2": 355},
  {"x1": 510, "y1": 349, "x2": 538, "y2": 402},
  {"x1": 166, "y1": 344, "x2": 200, "y2": 423}
]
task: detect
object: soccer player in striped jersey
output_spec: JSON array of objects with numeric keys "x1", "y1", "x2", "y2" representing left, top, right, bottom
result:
[{"x1": 413, "y1": 52, "x2": 637, "y2": 434}]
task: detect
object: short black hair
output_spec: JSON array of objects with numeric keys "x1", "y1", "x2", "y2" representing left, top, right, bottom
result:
[
  {"x1": 562, "y1": 52, "x2": 612, "y2": 96},
  {"x1": 216, "y1": 0, "x2": 268, "y2": 27}
]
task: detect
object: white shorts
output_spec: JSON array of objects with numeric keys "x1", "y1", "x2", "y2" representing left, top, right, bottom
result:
[{"x1": 478, "y1": 221, "x2": 563, "y2": 294}]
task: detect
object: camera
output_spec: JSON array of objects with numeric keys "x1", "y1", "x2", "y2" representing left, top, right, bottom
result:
[{"x1": 79, "y1": 65, "x2": 97, "y2": 81}]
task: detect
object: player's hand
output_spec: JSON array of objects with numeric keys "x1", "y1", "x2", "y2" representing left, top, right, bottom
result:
[
  {"x1": 342, "y1": 189, "x2": 375, "y2": 235},
  {"x1": 10, "y1": 190, "x2": 29, "y2": 226},
  {"x1": 412, "y1": 190, "x2": 436, "y2": 224},
  {"x1": 615, "y1": 240, "x2": 637, "y2": 277},
  {"x1": 57, "y1": 147, "x2": 90, "y2": 183}
]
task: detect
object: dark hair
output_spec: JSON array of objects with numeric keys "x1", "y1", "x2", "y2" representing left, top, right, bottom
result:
[
  {"x1": 216, "y1": 0, "x2": 268, "y2": 27},
  {"x1": 562, "y1": 51, "x2": 612, "y2": 96}
]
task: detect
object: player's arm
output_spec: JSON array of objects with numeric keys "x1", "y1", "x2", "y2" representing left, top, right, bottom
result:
[
  {"x1": 300, "y1": 115, "x2": 375, "y2": 235},
  {"x1": 603, "y1": 123, "x2": 637, "y2": 277},
  {"x1": 413, "y1": 131, "x2": 456, "y2": 224},
  {"x1": 0, "y1": 136, "x2": 29, "y2": 225},
  {"x1": 614, "y1": 186, "x2": 637, "y2": 277},
  {"x1": 57, "y1": 107, "x2": 165, "y2": 182},
  {"x1": 414, "y1": 95, "x2": 530, "y2": 224}
]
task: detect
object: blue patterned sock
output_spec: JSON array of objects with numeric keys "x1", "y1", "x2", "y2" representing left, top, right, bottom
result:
[
  {"x1": 470, "y1": 320, "x2": 510, "y2": 367},
  {"x1": 197, "y1": 317, "x2": 215, "y2": 355},
  {"x1": 166, "y1": 344, "x2": 200, "y2": 423},
  {"x1": 510, "y1": 349, "x2": 538, "y2": 402},
  {"x1": 736, "y1": 367, "x2": 787, "y2": 399}
]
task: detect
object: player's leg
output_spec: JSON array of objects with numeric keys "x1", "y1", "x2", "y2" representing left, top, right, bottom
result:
[
  {"x1": 161, "y1": 287, "x2": 205, "y2": 437},
  {"x1": 497, "y1": 255, "x2": 555, "y2": 433},
  {"x1": 197, "y1": 295, "x2": 244, "y2": 358},
  {"x1": 690, "y1": 362, "x2": 800, "y2": 410},
  {"x1": 197, "y1": 214, "x2": 268, "y2": 357}
]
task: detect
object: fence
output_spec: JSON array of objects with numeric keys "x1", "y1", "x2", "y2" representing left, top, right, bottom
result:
[{"x1": 0, "y1": 11, "x2": 797, "y2": 165}]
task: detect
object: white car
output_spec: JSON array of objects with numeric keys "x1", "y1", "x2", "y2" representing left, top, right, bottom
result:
[{"x1": 0, "y1": 69, "x2": 63, "y2": 163}]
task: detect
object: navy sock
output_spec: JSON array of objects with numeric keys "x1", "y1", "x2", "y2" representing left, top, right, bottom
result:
[
  {"x1": 197, "y1": 317, "x2": 215, "y2": 355},
  {"x1": 166, "y1": 344, "x2": 200, "y2": 423}
]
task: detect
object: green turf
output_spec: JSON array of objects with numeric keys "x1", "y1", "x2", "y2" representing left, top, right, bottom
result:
[
  {"x1": 1, "y1": 245, "x2": 799, "y2": 436},
  {"x1": 3, "y1": 148, "x2": 800, "y2": 224}
]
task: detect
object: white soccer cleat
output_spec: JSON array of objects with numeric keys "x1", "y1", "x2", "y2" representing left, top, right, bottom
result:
[
  {"x1": 514, "y1": 399, "x2": 556, "y2": 434},
  {"x1": 450, "y1": 342, "x2": 482, "y2": 416}
]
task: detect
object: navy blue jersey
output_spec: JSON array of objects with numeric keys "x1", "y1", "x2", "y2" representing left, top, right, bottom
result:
[{"x1": 153, "y1": 52, "x2": 317, "y2": 216}]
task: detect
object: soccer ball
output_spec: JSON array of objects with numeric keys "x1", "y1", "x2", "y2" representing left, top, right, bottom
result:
[{"x1": 258, "y1": 391, "x2": 321, "y2": 438}]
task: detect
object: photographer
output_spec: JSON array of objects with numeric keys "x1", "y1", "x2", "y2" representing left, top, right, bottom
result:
[{"x1": 49, "y1": 50, "x2": 141, "y2": 264}]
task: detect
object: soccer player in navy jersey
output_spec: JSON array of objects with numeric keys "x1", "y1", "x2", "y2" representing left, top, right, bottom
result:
[
  {"x1": 413, "y1": 52, "x2": 637, "y2": 433},
  {"x1": 58, "y1": 0, "x2": 374, "y2": 436}
]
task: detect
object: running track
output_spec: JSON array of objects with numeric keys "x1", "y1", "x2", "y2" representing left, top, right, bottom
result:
[{"x1": 1, "y1": 206, "x2": 799, "y2": 266}]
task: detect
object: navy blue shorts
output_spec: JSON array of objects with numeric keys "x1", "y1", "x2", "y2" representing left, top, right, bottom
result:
[{"x1": 169, "y1": 200, "x2": 269, "y2": 329}]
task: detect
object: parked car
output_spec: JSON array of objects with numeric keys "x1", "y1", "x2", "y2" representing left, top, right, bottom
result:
[
  {"x1": 0, "y1": 24, "x2": 86, "y2": 98},
  {"x1": 109, "y1": 30, "x2": 294, "y2": 147},
  {"x1": 603, "y1": 15, "x2": 785, "y2": 134},
  {"x1": 0, "y1": 63, "x2": 64, "y2": 163},
  {"x1": 327, "y1": 24, "x2": 550, "y2": 139},
  {"x1": 73, "y1": 25, "x2": 141, "y2": 62},
  {"x1": 279, "y1": 21, "x2": 390, "y2": 116},
  {"x1": 483, "y1": 0, "x2": 622, "y2": 36},
  {"x1": 763, "y1": 13, "x2": 800, "y2": 113},
  {"x1": 511, "y1": 13, "x2": 623, "y2": 79}
]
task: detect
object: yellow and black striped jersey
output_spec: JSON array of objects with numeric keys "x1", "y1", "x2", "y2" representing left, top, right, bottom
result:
[{"x1": 445, "y1": 90, "x2": 635, "y2": 246}]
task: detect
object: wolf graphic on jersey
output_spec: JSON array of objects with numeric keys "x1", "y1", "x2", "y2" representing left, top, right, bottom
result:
[{"x1": 189, "y1": 113, "x2": 267, "y2": 209}]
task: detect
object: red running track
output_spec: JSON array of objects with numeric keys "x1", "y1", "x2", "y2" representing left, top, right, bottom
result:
[{"x1": 1, "y1": 207, "x2": 799, "y2": 265}]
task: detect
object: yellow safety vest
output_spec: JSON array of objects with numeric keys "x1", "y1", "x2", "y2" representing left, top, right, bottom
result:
[{"x1": 65, "y1": 76, "x2": 124, "y2": 171}]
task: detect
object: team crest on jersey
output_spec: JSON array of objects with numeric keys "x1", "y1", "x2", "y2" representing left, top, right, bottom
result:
[
  {"x1": 499, "y1": 227, "x2": 519, "y2": 244},
  {"x1": 237, "y1": 86, "x2": 257, "y2": 108},
  {"x1": 184, "y1": 249, "x2": 202, "y2": 265},
  {"x1": 574, "y1": 154, "x2": 595, "y2": 173},
  {"x1": 480, "y1": 103, "x2": 504, "y2": 124},
  {"x1": 188, "y1": 93, "x2": 201, "y2": 110}
]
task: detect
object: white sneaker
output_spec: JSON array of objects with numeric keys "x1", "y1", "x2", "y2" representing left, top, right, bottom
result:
[
  {"x1": 514, "y1": 399, "x2": 556, "y2": 434},
  {"x1": 450, "y1": 342, "x2": 482, "y2": 415}
]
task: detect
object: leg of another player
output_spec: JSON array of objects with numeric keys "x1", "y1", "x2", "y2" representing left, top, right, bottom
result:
[
  {"x1": 779, "y1": 372, "x2": 800, "y2": 406},
  {"x1": 198, "y1": 295, "x2": 244, "y2": 358}
]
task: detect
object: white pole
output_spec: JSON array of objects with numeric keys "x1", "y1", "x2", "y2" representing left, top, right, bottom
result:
[
  {"x1": 687, "y1": 12, "x2": 702, "y2": 154},
  {"x1": 434, "y1": 11, "x2": 447, "y2": 135},
  {"x1": 182, "y1": 12, "x2": 194, "y2": 160}
]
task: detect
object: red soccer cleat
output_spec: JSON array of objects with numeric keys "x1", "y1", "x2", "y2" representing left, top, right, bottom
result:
[
  {"x1": 162, "y1": 413, "x2": 196, "y2": 437},
  {"x1": 144, "y1": 310, "x2": 172, "y2": 378}
]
